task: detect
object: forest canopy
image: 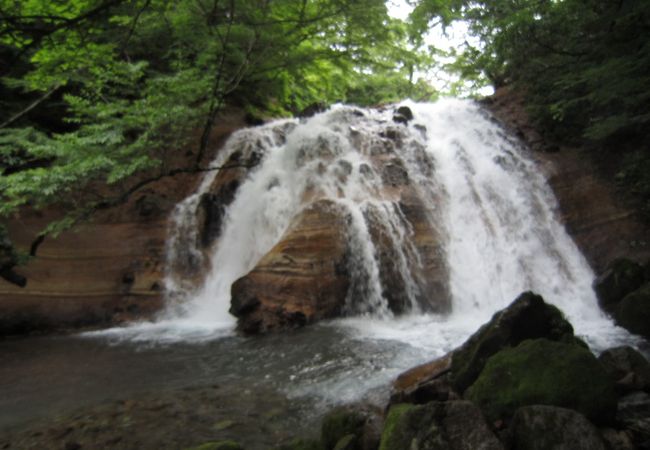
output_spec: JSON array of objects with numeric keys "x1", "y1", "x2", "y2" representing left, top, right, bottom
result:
[{"x1": 1, "y1": 0, "x2": 649, "y2": 283}]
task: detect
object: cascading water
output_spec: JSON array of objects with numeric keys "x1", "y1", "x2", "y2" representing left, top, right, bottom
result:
[
  {"x1": 89, "y1": 98, "x2": 637, "y2": 406},
  {"x1": 159, "y1": 100, "x2": 619, "y2": 337}
]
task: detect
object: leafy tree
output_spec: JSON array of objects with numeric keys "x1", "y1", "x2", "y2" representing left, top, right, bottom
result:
[
  {"x1": 411, "y1": 0, "x2": 650, "y2": 218},
  {"x1": 0, "y1": 0, "x2": 432, "y2": 284}
]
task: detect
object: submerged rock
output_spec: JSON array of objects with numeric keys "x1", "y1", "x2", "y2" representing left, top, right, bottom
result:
[
  {"x1": 465, "y1": 338, "x2": 617, "y2": 424},
  {"x1": 509, "y1": 405, "x2": 607, "y2": 450},
  {"x1": 449, "y1": 291, "x2": 575, "y2": 392},
  {"x1": 379, "y1": 401, "x2": 503, "y2": 450}
]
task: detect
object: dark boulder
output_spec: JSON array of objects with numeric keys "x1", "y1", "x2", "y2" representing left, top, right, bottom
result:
[
  {"x1": 392, "y1": 106, "x2": 414, "y2": 125},
  {"x1": 614, "y1": 283, "x2": 650, "y2": 339},
  {"x1": 450, "y1": 291, "x2": 575, "y2": 392},
  {"x1": 594, "y1": 258, "x2": 645, "y2": 312},
  {"x1": 465, "y1": 338, "x2": 617, "y2": 425},
  {"x1": 298, "y1": 102, "x2": 328, "y2": 119},
  {"x1": 198, "y1": 179, "x2": 240, "y2": 248},
  {"x1": 509, "y1": 405, "x2": 607, "y2": 450},
  {"x1": 598, "y1": 346, "x2": 650, "y2": 393},
  {"x1": 379, "y1": 401, "x2": 504, "y2": 450}
]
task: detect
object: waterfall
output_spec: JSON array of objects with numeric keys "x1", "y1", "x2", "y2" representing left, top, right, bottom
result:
[{"x1": 128, "y1": 98, "x2": 628, "y2": 349}]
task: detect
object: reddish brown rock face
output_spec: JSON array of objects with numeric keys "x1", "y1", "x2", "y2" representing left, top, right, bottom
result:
[
  {"x1": 0, "y1": 111, "x2": 246, "y2": 335},
  {"x1": 227, "y1": 119, "x2": 451, "y2": 333},
  {"x1": 230, "y1": 200, "x2": 350, "y2": 333},
  {"x1": 484, "y1": 87, "x2": 650, "y2": 273}
]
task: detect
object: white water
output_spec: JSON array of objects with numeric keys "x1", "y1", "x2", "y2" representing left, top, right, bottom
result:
[{"x1": 89, "y1": 99, "x2": 638, "y2": 405}]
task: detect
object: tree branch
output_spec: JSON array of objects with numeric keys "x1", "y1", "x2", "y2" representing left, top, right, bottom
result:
[{"x1": 0, "y1": 84, "x2": 61, "y2": 129}]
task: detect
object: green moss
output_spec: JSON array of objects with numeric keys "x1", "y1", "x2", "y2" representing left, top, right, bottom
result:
[
  {"x1": 184, "y1": 441, "x2": 243, "y2": 450},
  {"x1": 378, "y1": 403, "x2": 446, "y2": 450},
  {"x1": 451, "y1": 292, "x2": 574, "y2": 392},
  {"x1": 614, "y1": 283, "x2": 650, "y2": 339},
  {"x1": 465, "y1": 339, "x2": 616, "y2": 425},
  {"x1": 321, "y1": 407, "x2": 365, "y2": 450}
]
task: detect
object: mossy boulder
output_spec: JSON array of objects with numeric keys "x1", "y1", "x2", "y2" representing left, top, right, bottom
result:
[
  {"x1": 613, "y1": 283, "x2": 650, "y2": 339},
  {"x1": 450, "y1": 291, "x2": 574, "y2": 392},
  {"x1": 465, "y1": 338, "x2": 617, "y2": 424},
  {"x1": 379, "y1": 401, "x2": 503, "y2": 450},
  {"x1": 509, "y1": 405, "x2": 607, "y2": 450},
  {"x1": 321, "y1": 404, "x2": 381, "y2": 450},
  {"x1": 594, "y1": 258, "x2": 645, "y2": 312}
]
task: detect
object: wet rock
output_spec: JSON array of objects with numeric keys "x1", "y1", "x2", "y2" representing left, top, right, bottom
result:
[
  {"x1": 509, "y1": 405, "x2": 607, "y2": 450},
  {"x1": 230, "y1": 200, "x2": 350, "y2": 333},
  {"x1": 414, "y1": 124, "x2": 427, "y2": 138},
  {"x1": 298, "y1": 102, "x2": 328, "y2": 119},
  {"x1": 362, "y1": 195, "x2": 450, "y2": 316},
  {"x1": 198, "y1": 180, "x2": 240, "y2": 248},
  {"x1": 379, "y1": 401, "x2": 503, "y2": 450},
  {"x1": 390, "y1": 378, "x2": 459, "y2": 407},
  {"x1": 616, "y1": 392, "x2": 650, "y2": 449},
  {"x1": 594, "y1": 258, "x2": 645, "y2": 312},
  {"x1": 598, "y1": 346, "x2": 650, "y2": 393},
  {"x1": 450, "y1": 291, "x2": 575, "y2": 392},
  {"x1": 617, "y1": 391, "x2": 650, "y2": 423},
  {"x1": 390, "y1": 353, "x2": 456, "y2": 405},
  {"x1": 465, "y1": 338, "x2": 617, "y2": 424},
  {"x1": 381, "y1": 159, "x2": 409, "y2": 187},
  {"x1": 600, "y1": 428, "x2": 636, "y2": 450},
  {"x1": 392, "y1": 106, "x2": 414, "y2": 125},
  {"x1": 614, "y1": 283, "x2": 650, "y2": 339},
  {"x1": 321, "y1": 404, "x2": 382, "y2": 450}
]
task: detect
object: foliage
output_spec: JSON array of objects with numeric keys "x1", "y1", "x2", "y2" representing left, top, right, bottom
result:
[
  {"x1": 410, "y1": 0, "x2": 650, "y2": 218},
  {"x1": 0, "y1": 0, "x2": 433, "y2": 257}
]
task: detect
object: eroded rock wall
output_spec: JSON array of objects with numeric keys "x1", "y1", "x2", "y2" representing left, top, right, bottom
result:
[
  {"x1": 0, "y1": 112, "x2": 246, "y2": 335},
  {"x1": 484, "y1": 87, "x2": 650, "y2": 273}
]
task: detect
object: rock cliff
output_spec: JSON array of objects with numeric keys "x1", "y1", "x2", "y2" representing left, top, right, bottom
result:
[
  {"x1": 484, "y1": 87, "x2": 650, "y2": 273},
  {"x1": 0, "y1": 112, "x2": 246, "y2": 335}
]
